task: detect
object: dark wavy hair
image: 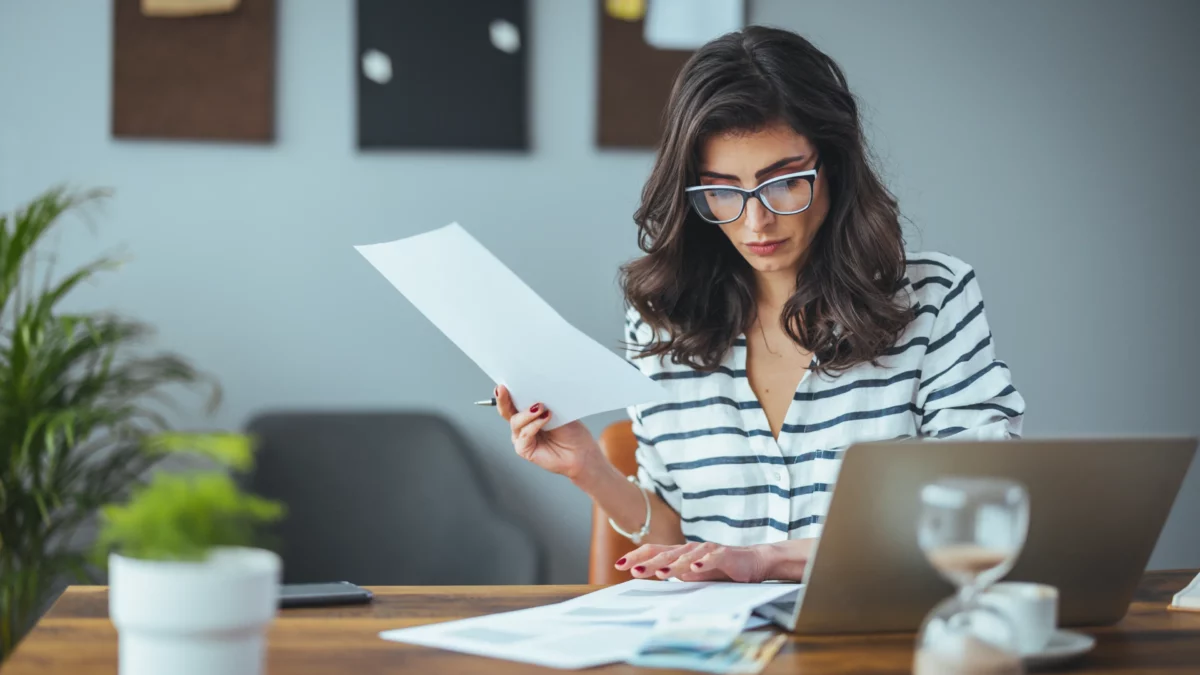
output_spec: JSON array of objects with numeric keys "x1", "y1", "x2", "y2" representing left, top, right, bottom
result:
[{"x1": 620, "y1": 26, "x2": 912, "y2": 375}]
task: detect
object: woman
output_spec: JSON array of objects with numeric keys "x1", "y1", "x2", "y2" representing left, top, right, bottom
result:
[{"x1": 497, "y1": 26, "x2": 1024, "y2": 582}]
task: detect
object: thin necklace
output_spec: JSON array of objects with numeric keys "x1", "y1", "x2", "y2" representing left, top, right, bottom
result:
[{"x1": 756, "y1": 318, "x2": 782, "y2": 357}]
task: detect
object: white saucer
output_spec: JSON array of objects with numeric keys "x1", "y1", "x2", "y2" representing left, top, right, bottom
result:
[{"x1": 1022, "y1": 630, "x2": 1096, "y2": 669}]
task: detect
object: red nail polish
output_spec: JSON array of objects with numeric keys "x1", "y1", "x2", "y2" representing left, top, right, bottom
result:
[
  {"x1": 658, "y1": 567, "x2": 670, "y2": 573},
  {"x1": 530, "y1": 404, "x2": 541, "y2": 414},
  {"x1": 494, "y1": 386, "x2": 499, "y2": 397},
  {"x1": 540, "y1": 410, "x2": 549, "y2": 419},
  {"x1": 615, "y1": 558, "x2": 627, "y2": 566},
  {"x1": 693, "y1": 562, "x2": 704, "y2": 569},
  {"x1": 634, "y1": 566, "x2": 646, "y2": 574}
]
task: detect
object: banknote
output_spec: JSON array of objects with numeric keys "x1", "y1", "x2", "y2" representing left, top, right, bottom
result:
[
  {"x1": 639, "y1": 609, "x2": 751, "y2": 653},
  {"x1": 629, "y1": 630, "x2": 788, "y2": 674}
]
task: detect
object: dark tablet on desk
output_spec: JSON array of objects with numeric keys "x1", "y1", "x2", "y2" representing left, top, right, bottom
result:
[{"x1": 280, "y1": 582, "x2": 373, "y2": 609}]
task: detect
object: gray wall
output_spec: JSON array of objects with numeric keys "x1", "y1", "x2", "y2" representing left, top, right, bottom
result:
[{"x1": 1, "y1": 0, "x2": 1196, "y2": 583}]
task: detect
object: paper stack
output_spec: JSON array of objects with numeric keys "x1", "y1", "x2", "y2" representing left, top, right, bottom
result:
[{"x1": 379, "y1": 580, "x2": 801, "y2": 671}]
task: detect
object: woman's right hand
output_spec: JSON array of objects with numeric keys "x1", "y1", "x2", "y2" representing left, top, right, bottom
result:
[{"x1": 496, "y1": 385, "x2": 603, "y2": 481}]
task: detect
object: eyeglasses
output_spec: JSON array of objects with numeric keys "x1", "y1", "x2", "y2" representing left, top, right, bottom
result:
[{"x1": 684, "y1": 158, "x2": 822, "y2": 225}]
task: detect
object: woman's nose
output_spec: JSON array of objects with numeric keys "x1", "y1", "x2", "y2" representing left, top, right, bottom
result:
[{"x1": 743, "y1": 197, "x2": 775, "y2": 232}]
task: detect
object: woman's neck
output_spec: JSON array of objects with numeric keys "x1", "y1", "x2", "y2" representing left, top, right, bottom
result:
[{"x1": 753, "y1": 268, "x2": 797, "y2": 324}]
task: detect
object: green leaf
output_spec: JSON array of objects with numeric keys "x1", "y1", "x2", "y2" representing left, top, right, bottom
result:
[
  {"x1": 94, "y1": 472, "x2": 284, "y2": 562},
  {"x1": 145, "y1": 432, "x2": 256, "y2": 472},
  {"x1": 0, "y1": 186, "x2": 109, "y2": 320}
]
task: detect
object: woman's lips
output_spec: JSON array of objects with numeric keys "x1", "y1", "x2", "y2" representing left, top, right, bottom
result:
[{"x1": 744, "y1": 239, "x2": 786, "y2": 256}]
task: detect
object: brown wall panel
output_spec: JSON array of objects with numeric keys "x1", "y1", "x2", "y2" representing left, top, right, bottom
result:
[
  {"x1": 597, "y1": 1, "x2": 691, "y2": 149},
  {"x1": 111, "y1": 0, "x2": 276, "y2": 142}
]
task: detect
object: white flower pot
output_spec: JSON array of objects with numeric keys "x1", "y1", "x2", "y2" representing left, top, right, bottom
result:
[{"x1": 109, "y1": 547, "x2": 281, "y2": 675}]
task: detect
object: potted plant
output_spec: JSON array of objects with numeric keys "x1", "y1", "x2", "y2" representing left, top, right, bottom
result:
[
  {"x1": 0, "y1": 186, "x2": 273, "y2": 664},
  {"x1": 95, "y1": 432, "x2": 284, "y2": 675}
]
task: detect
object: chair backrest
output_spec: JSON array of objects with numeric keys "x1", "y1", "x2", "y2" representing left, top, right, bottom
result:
[
  {"x1": 245, "y1": 411, "x2": 543, "y2": 585},
  {"x1": 588, "y1": 419, "x2": 640, "y2": 585}
]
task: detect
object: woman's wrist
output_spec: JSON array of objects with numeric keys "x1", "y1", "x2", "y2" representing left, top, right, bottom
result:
[
  {"x1": 568, "y1": 447, "x2": 673, "y2": 543},
  {"x1": 760, "y1": 539, "x2": 815, "y2": 581},
  {"x1": 757, "y1": 542, "x2": 786, "y2": 580},
  {"x1": 566, "y1": 443, "x2": 619, "y2": 492}
]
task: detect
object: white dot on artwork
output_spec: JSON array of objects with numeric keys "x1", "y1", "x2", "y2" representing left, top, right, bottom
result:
[
  {"x1": 361, "y1": 49, "x2": 392, "y2": 84},
  {"x1": 489, "y1": 19, "x2": 520, "y2": 54}
]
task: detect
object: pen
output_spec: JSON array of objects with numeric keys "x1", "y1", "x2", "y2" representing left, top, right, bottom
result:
[{"x1": 473, "y1": 397, "x2": 498, "y2": 407}]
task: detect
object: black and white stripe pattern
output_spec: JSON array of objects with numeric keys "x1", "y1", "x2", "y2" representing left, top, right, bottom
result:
[{"x1": 626, "y1": 252, "x2": 1024, "y2": 546}]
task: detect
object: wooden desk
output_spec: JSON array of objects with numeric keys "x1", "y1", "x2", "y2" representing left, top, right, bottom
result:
[{"x1": 3, "y1": 571, "x2": 1199, "y2": 674}]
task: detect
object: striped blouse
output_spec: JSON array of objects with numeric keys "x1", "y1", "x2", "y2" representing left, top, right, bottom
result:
[{"x1": 624, "y1": 252, "x2": 1025, "y2": 545}]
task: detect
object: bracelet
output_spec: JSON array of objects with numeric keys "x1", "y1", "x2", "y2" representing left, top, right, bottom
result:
[{"x1": 608, "y1": 475, "x2": 652, "y2": 545}]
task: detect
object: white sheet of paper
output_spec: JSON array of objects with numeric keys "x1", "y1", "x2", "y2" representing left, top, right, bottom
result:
[
  {"x1": 379, "y1": 605, "x2": 647, "y2": 669},
  {"x1": 355, "y1": 223, "x2": 666, "y2": 427},
  {"x1": 546, "y1": 580, "x2": 801, "y2": 624},
  {"x1": 643, "y1": 0, "x2": 744, "y2": 50},
  {"x1": 379, "y1": 581, "x2": 795, "y2": 668},
  {"x1": 378, "y1": 582, "x2": 792, "y2": 668}
]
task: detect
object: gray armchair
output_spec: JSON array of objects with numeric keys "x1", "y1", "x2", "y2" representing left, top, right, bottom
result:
[{"x1": 244, "y1": 411, "x2": 542, "y2": 585}]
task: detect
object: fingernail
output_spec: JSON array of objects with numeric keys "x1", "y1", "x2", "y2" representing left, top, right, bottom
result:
[
  {"x1": 615, "y1": 558, "x2": 627, "y2": 566},
  {"x1": 633, "y1": 566, "x2": 645, "y2": 574},
  {"x1": 494, "y1": 386, "x2": 499, "y2": 397},
  {"x1": 530, "y1": 404, "x2": 541, "y2": 414},
  {"x1": 692, "y1": 562, "x2": 704, "y2": 569},
  {"x1": 657, "y1": 567, "x2": 670, "y2": 574},
  {"x1": 540, "y1": 410, "x2": 549, "y2": 419}
]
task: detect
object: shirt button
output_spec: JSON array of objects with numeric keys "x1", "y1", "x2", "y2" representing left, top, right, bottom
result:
[{"x1": 773, "y1": 470, "x2": 785, "y2": 482}]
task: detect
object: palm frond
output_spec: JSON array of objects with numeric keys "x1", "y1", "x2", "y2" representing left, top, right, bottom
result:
[{"x1": 0, "y1": 187, "x2": 109, "y2": 321}]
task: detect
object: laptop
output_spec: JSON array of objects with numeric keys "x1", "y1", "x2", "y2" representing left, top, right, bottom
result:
[{"x1": 755, "y1": 437, "x2": 1197, "y2": 633}]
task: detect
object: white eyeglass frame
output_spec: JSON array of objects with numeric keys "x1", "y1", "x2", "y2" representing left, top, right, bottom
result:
[{"x1": 684, "y1": 165, "x2": 821, "y2": 225}]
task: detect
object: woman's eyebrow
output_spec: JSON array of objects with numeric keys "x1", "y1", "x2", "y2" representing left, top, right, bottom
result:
[
  {"x1": 698, "y1": 154, "x2": 809, "y2": 183},
  {"x1": 754, "y1": 155, "x2": 807, "y2": 179}
]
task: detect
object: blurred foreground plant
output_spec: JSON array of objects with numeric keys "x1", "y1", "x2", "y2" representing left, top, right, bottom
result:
[
  {"x1": 0, "y1": 187, "x2": 221, "y2": 659},
  {"x1": 94, "y1": 432, "x2": 282, "y2": 562}
]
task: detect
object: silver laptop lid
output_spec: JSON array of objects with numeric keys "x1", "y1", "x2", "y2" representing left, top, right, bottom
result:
[{"x1": 788, "y1": 437, "x2": 1196, "y2": 634}]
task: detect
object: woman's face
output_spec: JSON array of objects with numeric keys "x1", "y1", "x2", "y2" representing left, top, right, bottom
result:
[{"x1": 696, "y1": 121, "x2": 829, "y2": 277}]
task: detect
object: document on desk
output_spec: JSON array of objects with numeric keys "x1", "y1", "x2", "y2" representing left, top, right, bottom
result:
[
  {"x1": 548, "y1": 580, "x2": 801, "y2": 625},
  {"x1": 379, "y1": 605, "x2": 648, "y2": 669},
  {"x1": 379, "y1": 581, "x2": 800, "y2": 669},
  {"x1": 355, "y1": 223, "x2": 666, "y2": 427}
]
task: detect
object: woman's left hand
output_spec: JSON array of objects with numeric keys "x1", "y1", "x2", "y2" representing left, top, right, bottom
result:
[{"x1": 614, "y1": 540, "x2": 813, "y2": 583}]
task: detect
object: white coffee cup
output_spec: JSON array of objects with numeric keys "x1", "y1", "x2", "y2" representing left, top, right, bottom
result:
[{"x1": 979, "y1": 582, "x2": 1058, "y2": 654}]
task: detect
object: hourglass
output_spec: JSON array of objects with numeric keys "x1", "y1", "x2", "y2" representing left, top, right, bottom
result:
[{"x1": 913, "y1": 477, "x2": 1030, "y2": 675}]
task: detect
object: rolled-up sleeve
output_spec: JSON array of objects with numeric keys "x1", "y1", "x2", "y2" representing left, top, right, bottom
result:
[
  {"x1": 624, "y1": 307, "x2": 682, "y2": 514},
  {"x1": 916, "y1": 265, "x2": 1025, "y2": 440}
]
